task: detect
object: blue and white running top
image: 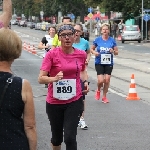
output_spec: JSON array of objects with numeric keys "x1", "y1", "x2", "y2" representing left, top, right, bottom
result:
[{"x1": 93, "y1": 36, "x2": 117, "y2": 65}]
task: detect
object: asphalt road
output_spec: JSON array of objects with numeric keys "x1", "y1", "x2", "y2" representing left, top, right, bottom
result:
[{"x1": 11, "y1": 25, "x2": 150, "y2": 150}]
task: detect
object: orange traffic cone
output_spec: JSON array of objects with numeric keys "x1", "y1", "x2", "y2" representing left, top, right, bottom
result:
[
  {"x1": 23, "y1": 42, "x2": 26, "y2": 50},
  {"x1": 28, "y1": 43, "x2": 31, "y2": 52},
  {"x1": 31, "y1": 45, "x2": 37, "y2": 54},
  {"x1": 126, "y1": 74, "x2": 140, "y2": 100}
]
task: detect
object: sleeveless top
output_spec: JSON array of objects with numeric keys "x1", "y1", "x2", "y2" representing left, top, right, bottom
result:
[
  {"x1": 0, "y1": 72, "x2": 29, "y2": 150},
  {"x1": 0, "y1": 21, "x2": 4, "y2": 28}
]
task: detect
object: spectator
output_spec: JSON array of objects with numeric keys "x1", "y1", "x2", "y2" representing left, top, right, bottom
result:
[
  {"x1": 118, "y1": 20, "x2": 124, "y2": 36},
  {"x1": 111, "y1": 22, "x2": 118, "y2": 38},
  {"x1": 0, "y1": 28, "x2": 37, "y2": 150}
]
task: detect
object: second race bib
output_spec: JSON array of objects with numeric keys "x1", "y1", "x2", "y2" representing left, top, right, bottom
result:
[{"x1": 101, "y1": 54, "x2": 111, "y2": 64}]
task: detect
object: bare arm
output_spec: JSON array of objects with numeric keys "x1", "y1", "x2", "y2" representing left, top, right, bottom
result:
[
  {"x1": 0, "y1": 0, "x2": 12, "y2": 27},
  {"x1": 113, "y1": 46, "x2": 118, "y2": 55},
  {"x1": 90, "y1": 45, "x2": 96, "y2": 54},
  {"x1": 22, "y1": 79, "x2": 37, "y2": 150},
  {"x1": 38, "y1": 41, "x2": 48, "y2": 50},
  {"x1": 38, "y1": 70, "x2": 58, "y2": 84},
  {"x1": 91, "y1": 45, "x2": 100, "y2": 56},
  {"x1": 80, "y1": 69, "x2": 88, "y2": 82},
  {"x1": 80, "y1": 69, "x2": 89, "y2": 94},
  {"x1": 86, "y1": 49, "x2": 91, "y2": 63}
]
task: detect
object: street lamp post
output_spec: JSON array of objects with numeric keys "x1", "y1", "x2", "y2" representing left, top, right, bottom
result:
[{"x1": 141, "y1": 0, "x2": 144, "y2": 40}]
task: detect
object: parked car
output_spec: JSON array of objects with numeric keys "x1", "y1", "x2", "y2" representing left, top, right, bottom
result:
[
  {"x1": 81, "y1": 26, "x2": 89, "y2": 41},
  {"x1": 45, "y1": 23, "x2": 51, "y2": 31},
  {"x1": 18, "y1": 20, "x2": 27, "y2": 27},
  {"x1": 30, "y1": 22, "x2": 36, "y2": 29},
  {"x1": 41, "y1": 22, "x2": 49, "y2": 31},
  {"x1": 121, "y1": 25, "x2": 141, "y2": 43},
  {"x1": 35, "y1": 23, "x2": 42, "y2": 30},
  {"x1": 27, "y1": 22, "x2": 32, "y2": 27},
  {"x1": 11, "y1": 20, "x2": 17, "y2": 25}
]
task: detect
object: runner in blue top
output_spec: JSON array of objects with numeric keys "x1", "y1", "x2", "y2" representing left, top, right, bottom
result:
[
  {"x1": 73, "y1": 24, "x2": 91, "y2": 130},
  {"x1": 91, "y1": 23, "x2": 118, "y2": 103}
]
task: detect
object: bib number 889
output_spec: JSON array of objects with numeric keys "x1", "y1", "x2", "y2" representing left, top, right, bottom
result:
[{"x1": 57, "y1": 86, "x2": 72, "y2": 93}]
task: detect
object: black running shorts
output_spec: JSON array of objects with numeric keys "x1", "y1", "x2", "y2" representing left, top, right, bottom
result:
[{"x1": 95, "y1": 64, "x2": 113, "y2": 75}]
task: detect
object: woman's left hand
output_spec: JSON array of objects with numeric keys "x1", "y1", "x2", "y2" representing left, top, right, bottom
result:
[
  {"x1": 82, "y1": 82, "x2": 89, "y2": 94},
  {"x1": 85, "y1": 59, "x2": 89, "y2": 65}
]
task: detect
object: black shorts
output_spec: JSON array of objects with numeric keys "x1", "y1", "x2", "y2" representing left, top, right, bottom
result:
[{"x1": 95, "y1": 64, "x2": 113, "y2": 75}]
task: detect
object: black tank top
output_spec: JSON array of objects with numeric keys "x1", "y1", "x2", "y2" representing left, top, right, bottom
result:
[{"x1": 0, "y1": 72, "x2": 29, "y2": 150}]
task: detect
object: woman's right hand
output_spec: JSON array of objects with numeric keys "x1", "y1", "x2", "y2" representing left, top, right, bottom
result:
[{"x1": 55, "y1": 71, "x2": 63, "y2": 81}]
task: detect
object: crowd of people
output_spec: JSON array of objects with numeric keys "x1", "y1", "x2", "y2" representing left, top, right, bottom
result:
[{"x1": 0, "y1": 0, "x2": 118, "y2": 150}]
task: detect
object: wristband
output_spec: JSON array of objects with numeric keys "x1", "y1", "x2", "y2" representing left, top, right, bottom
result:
[
  {"x1": 83, "y1": 80, "x2": 90, "y2": 85},
  {"x1": 83, "y1": 80, "x2": 88, "y2": 84}
]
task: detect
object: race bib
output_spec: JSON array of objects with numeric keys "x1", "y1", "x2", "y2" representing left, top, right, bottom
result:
[
  {"x1": 101, "y1": 54, "x2": 111, "y2": 64},
  {"x1": 53, "y1": 79, "x2": 76, "y2": 100}
]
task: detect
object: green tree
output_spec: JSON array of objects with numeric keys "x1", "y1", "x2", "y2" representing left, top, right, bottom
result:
[{"x1": 101, "y1": 0, "x2": 150, "y2": 20}]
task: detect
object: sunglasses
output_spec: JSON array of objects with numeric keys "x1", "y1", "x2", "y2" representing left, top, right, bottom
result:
[{"x1": 59, "y1": 32, "x2": 74, "y2": 38}]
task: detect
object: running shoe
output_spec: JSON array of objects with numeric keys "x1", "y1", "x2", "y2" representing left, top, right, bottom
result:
[
  {"x1": 102, "y1": 97, "x2": 109, "y2": 103},
  {"x1": 95, "y1": 90, "x2": 100, "y2": 100},
  {"x1": 78, "y1": 118, "x2": 88, "y2": 130}
]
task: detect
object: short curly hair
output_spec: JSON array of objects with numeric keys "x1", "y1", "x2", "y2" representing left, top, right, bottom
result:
[{"x1": 0, "y1": 28, "x2": 22, "y2": 61}]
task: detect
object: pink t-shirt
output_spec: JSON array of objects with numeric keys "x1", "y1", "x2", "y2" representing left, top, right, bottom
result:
[
  {"x1": 40, "y1": 47, "x2": 87, "y2": 104},
  {"x1": 0, "y1": 21, "x2": 4, "y2": 28}
]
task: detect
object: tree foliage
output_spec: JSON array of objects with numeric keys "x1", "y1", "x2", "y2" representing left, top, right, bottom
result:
[
  {"x1": 12, "y1": 0, "x2": 150, "y2": 21},
  {"x1": 12, "y1": 0, "x2": 100, "y2": 22},
  {"x1": 101, "y1": 0, "x2": 150, "y2": 20}
]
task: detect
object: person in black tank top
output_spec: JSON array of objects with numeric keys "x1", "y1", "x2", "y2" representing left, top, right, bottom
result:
[{"x1": 0, "y1": 28, "x2": 37, "y2": 149}]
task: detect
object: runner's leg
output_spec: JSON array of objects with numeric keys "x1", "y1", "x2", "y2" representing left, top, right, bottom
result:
[
  {"x1": 46, "y1": 102, "x2": 64, "y2": 150},
  {"x1": 64, "y1": 97, "x2": 83, "y2": 150},
  {"x1": 95, "y1": 64, "x2": 105, "y2": 100}
]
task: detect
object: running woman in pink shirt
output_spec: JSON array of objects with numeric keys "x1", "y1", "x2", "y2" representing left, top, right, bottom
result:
[
  {"x1": 38, "y1": 23, "x2": 89, "y2": 150},
  {"x1": 0, "y1": 0, "x2": 12, "y2": 29}
]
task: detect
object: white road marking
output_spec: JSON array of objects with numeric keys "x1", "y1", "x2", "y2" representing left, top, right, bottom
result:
[
  {"x1": 118, "y1": 46, "x2": 124, "y2": 48},
  {"x1": 109, "y1": 88, "x2": 127, "y2": 97},
  {"x1": 129, "y1": 43, "x2": 134, "y2": 45}
]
